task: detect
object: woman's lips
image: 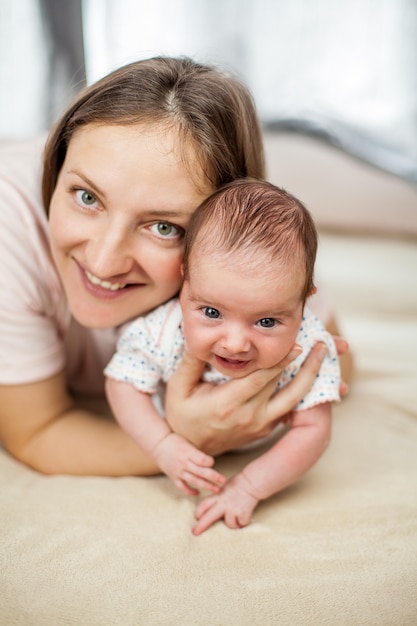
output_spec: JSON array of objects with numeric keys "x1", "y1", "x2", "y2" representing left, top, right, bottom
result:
[
  {"x1": 215, "y1": 355, "x2": 250, "y2": 370},
  {"x1": 85, "y1": 270, "x2": 126, "y2": 291},
  {"x1": 76, "y1": 261, "x2": 141, "y2": 299}
]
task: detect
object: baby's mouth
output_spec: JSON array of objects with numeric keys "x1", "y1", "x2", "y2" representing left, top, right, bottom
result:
[{"x1": 215, "y1": 355, "x2": 250, "y2": 370}]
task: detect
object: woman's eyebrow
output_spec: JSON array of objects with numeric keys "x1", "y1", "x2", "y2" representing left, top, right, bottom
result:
[
  {"x1": 144, "y1": 209, "x2": 193, "y2": 218},
  {"x1": 67, "y1": 169, "x2": 194, "y2": 218},
  {"x1": 67, "y1": 169, "x2": 105, "y2": 197}
]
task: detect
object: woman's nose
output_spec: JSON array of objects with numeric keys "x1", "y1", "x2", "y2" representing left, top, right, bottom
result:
[{"x1": 85, "y1": 226, "x2": 134, "y2": 278}]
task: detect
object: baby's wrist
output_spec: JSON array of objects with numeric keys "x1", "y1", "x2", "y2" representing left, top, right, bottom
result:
[{"x1": 235, "y1": 470, "x2": 263, "y2": 503}]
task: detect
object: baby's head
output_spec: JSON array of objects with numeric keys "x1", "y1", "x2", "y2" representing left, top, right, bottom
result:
[
  {"x1": 180, "y1": 179, "x2": 318, "y2": 377},
  {"x1": 183, "y1": 178, "x2": 317, "y2": 305}
]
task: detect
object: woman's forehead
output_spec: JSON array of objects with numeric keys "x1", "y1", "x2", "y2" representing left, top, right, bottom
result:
[{"x1": 70, "y1": 121, "x2": 214, "y2": 195}]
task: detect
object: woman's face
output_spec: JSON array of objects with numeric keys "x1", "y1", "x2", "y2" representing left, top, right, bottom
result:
[{"x1": 49, "y1": 123, "x2": 212, "y2": 329}]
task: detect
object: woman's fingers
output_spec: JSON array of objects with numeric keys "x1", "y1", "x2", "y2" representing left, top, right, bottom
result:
[
  {"x1": 168, "y1": 350, "x2": 207, "y2": 398},
  {"x1": 214, "y1": 344, "x2": 303, "y2": 410},
  {"x1": 166, "y1": 340, "x2": 334, "y2": 456},
  {"x1": 267, "y1": 342, "x2": 328, "y2": 419},
  {"x1": 333, "y1": 335, "x2": 349, "y2": 355},
  {"x1": 332, "y1": 335, "x2": 353, "y2": 389}
]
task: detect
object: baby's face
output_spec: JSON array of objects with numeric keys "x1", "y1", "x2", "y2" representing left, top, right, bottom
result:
[{"x1": 179, "y1": 253, "x2": 305, "y2": 378}]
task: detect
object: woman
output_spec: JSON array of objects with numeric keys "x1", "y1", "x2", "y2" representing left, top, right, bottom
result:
[{"x1": 0, "y1": 56, "x2": 350, "y2": 476}]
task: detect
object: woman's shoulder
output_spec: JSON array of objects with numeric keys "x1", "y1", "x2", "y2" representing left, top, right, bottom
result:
[
  {"x1": 0, "y1": 134, "x2": 46, "y2": 216},
  {"x1": 0, "y1": 134, "x2": 51, "y2": 260},
  {"x1": 0, "y1": 133, "x2": 63, "y2": 318}
]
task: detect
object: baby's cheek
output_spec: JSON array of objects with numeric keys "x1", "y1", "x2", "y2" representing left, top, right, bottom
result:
[
  {"x1": 259, "y1": 334, "x2": 297, "y2": 368},
  {"x1": 183, "y1": 324, "x2": 208, "y2": 361}
]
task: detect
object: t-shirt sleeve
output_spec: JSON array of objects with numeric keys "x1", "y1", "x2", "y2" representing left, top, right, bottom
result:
[
  {"x1": 0, "y1": 138, "x2": 67, "y2": 384},
  {"x1": 104, "y1": 301, "x2": 185, "y2": 393},
  {"x1": 104, "y1": 316, "x2": 165, "y2": 393},
  {"x1": 278, "y1": 308, "x2": 341, "y2": 410}
]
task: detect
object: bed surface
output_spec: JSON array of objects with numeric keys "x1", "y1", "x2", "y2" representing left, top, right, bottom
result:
[{"x1": 1, "y1": 134, "x2": 416, "y2": 625}]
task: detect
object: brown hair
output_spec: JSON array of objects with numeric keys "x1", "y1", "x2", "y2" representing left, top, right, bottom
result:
[
  {"x1": 42, "y1": 56, "x2": 265, "y2": 214},
  {"x1": 183, "y1": 179, "x2": 318, "y2": 304}
]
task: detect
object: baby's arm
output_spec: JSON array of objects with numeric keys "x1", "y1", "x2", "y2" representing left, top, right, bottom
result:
[
  {"x1": 105, "y1": 378, "x2": 225, "y2": 496},
  {"x1": 193, "y1": 402, "x2": 332, "y2": 535}
]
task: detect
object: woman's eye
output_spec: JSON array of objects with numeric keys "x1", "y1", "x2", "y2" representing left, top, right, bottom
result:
[
  {"x1": 74, "y1": 189, "x2": 98, "y2": 208},
  {"x1": 258, "y1": 318, "x2": 277, "y2": 328},
  {"x1": 202, "y1": 307, "x2": 221, "y2": 319},
  {"x1": 150, "y1": 222, "x2": 183, "y2": 239},
  {"x1": 75, "y1": 189, "x2": 98, "y2": 206}
]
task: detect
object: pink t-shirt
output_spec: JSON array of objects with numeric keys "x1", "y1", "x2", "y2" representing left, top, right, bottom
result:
[{"x1": 0, "y1": 136, "x2": 117, "y2": 393}]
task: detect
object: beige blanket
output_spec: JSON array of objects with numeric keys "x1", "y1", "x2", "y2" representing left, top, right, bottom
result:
[{"x1": 1, "y1": 136, "x2": 417, "y2": 625}]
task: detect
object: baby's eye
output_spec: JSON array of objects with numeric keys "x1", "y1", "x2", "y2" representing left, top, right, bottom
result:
[
  {"x1": 202, "y1": 307, "x2": 221, "y2": 319},
  {"x1": 75, "y1": 189, "x2": 98, "y2": 207},
  {"x1": 149, "y1": 222, "x2": 183, "y2": 240},
  {"x1": 258, "y1": 318, "x2": 277, "y2": 328}
]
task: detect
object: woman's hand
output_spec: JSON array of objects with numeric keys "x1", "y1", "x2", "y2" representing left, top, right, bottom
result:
[{"x1": 165, "y1": 341, "x2": 339, "y2": 456}]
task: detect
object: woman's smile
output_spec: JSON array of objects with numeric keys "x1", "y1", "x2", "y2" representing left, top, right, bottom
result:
[
  {"x1": 77, "y1": 261, "x2": 135, "y2": 298},
  {"x1": 84, "y1": 269, "x2": 127, "y2": 292}
]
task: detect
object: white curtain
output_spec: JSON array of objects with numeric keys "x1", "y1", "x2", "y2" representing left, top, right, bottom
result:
[
  {"x1": 82, "y1": 0, "x2": 417, "y2": 184},
  {"x1": 0, "y1": 0, "x2": 50, "y2": 137},
  {"x1": 1, "y1": 0, "x2": 416, "y2": 184},
  {"x1": 0, "y1": 0, "x2": 85, "y2": 138}
]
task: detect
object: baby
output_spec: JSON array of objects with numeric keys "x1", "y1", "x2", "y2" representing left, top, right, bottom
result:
[{"x1": 105, "y1": 179, "x2": 340, "y2": 535}]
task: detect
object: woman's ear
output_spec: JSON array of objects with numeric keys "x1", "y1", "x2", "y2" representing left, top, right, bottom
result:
[{"x1": 180, "y1": 264, "x2": 184, "y2": 278}]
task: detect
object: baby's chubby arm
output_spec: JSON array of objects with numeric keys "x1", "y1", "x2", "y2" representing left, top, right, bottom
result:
[
  {"x1": 193, "y1": 402, "x2": 332, "y2": 535},
  {"x1": 105, "y1": 377, "x2": 225, "y2": 496}
]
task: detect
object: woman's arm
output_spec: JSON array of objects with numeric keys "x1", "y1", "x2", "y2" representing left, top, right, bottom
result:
[
  {"x1": 0, "y1": 336, "x2": 349, "y2": 476},
  {"x1": 0, "y1": 370, "x2": 159, "y2": 476}
]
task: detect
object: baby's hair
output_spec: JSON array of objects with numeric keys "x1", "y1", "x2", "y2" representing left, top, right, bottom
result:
[{"x1": 183, "y1": 179, "x2": 318, "y2": 304}]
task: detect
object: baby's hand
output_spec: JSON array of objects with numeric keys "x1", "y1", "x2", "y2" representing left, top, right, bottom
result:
[
  {"x1": 153, "y1": 433, "x2": 226, "y2": 496},
  {"x1": 193, "y1": 473, "x2": 259, "y2": 535}
]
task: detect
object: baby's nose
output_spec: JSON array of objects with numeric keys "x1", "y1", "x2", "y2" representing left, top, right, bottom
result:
[{"x1": 222, "y1": 327, "x2": 251, "y2": 354}]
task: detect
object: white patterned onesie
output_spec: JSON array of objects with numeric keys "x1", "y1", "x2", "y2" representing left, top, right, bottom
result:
[{"x1": 105, "y1": 299, "x2": 341, "y2": 414}]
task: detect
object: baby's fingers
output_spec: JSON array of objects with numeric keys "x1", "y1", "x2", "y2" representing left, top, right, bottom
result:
[
  {"x1": 193, "y1": 498, "x2": 223, "y2": 536},
  {"x1": 268, "y1": 342, "x2": 328, "y2": 418},
  {"x1": 174, "y1": 478, "x2": 199, "y2": 496},
  {"x1": 186, "y1": 450, "x2": 226, "y2": 489},
  {"x1": 224, "y1": 510, "x2": 252, "y2": 530},
  {"x1": 188, "y1": 448, "x2": 216, "y2": 468},
  {"x1": 181, "y1": 466, "x2": 226, "y2": 494}
]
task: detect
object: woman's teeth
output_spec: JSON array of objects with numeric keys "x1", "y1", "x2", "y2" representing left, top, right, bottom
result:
[{"x1": 85, "y1": 270, "x2": 125, "y2": 291}]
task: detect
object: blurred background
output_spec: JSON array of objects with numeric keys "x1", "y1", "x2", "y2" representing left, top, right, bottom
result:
[{"x1": 0, "y1": 0, "x2": 416, "y2": 184}]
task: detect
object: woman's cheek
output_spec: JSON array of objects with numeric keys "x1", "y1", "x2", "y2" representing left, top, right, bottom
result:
[
  {"x1": 144, "y1": 244, "x2": 183, "y2": 288},
  {"x1": 49, "y1": 194, "x2": 86, "y2": 251}
]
